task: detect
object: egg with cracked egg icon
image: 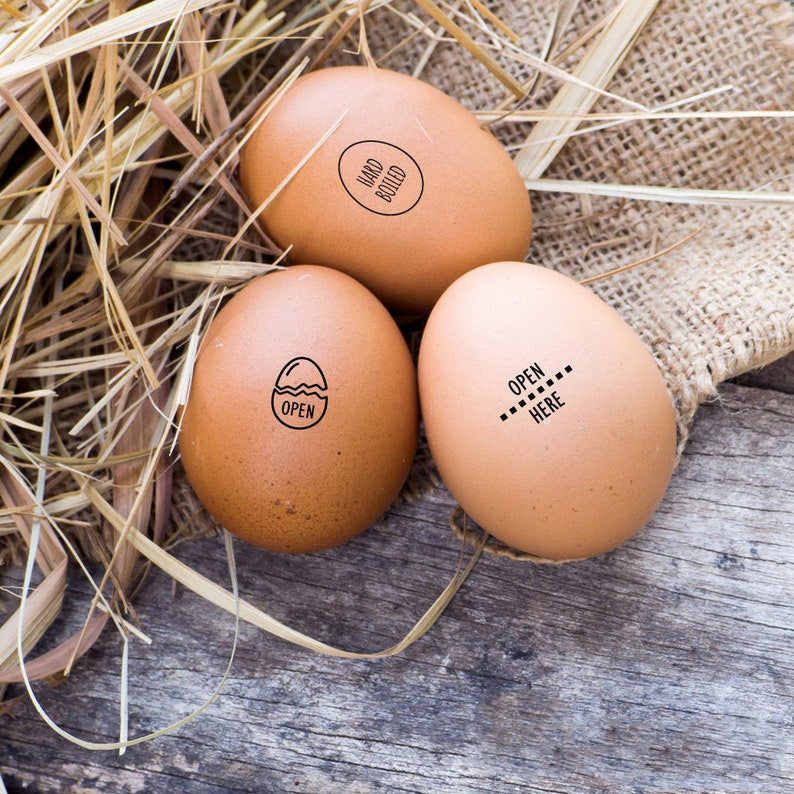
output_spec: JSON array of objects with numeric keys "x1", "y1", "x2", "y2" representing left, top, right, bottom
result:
[
  {"x1": 271, "y1": 357, "x2": 328, "y2": 430},
  {"x1": 179, "y1": 265, "x2": 419, "y2": 553}
]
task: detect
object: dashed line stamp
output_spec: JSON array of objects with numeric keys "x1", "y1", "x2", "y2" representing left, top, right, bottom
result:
[{"x1": 499, "y1": 363, "x2": 573, "y2": 424}]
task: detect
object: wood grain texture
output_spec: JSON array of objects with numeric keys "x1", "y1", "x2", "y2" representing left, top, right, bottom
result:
[
  {"x1": 736, "y1": 350, "x2": 794, "y2": 394},
  {"x1": 0, "y1": 377, "x2": 792, "y2": 794}
]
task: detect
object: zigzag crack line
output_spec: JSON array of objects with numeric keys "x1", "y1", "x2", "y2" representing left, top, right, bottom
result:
[
  {"x1": 275, "y1": 381, "x2": 327, "y2": 392},
  {"x1": 273, "y1": 388, "x2": 328, "y2": 400}
]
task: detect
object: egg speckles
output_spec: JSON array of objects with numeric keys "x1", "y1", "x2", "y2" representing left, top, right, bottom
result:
[
  {"x1": 239, "y1": 66, "x2": 532, "y2": 315},
  {"x1": 180, "y1": 265, "x2": 418, "y2": 553},
  {"x1": 418, "y1": 262, "x2": 677, "y2": 560}
]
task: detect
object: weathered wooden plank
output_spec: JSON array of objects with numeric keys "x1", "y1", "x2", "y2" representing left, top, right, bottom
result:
[
  {"x1": 0, "y1": 380, "x2": 792, "y2": 793},
  {"x1": 737, "y1": 350, "x2": 794, "y2": 393}
]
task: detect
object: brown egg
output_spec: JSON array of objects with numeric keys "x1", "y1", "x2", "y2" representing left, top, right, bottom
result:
[
  {"x1": 418, "y1": 262, "x2": 677, "y2": 560},
  {"x1": 239, "y1": 66, "x2": 532, "y2": 315},
  {"x1": 180, "y1": 265, "x2": 418, "y2": 553}
]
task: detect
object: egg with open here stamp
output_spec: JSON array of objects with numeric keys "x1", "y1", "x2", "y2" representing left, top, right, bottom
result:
[{"x1": 418, "y1": 262, "x2": 677, "y2": 562}]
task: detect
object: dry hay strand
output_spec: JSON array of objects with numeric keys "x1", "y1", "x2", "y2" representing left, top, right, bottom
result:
[
  {"x1": 0, "y1": 0, "x2": 791, "y2": 748},
  {"x1": 0, "y1": 0, "x2": 333, "y2": 711}
]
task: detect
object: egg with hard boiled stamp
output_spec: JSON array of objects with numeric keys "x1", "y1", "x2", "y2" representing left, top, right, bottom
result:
[{"x1": 239, "y1": 66, "x2": 532, "y2": 314}]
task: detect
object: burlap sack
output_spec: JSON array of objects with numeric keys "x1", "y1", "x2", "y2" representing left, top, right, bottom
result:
[
  {"x1": 353, "y1": 0, "x2": 794, "y2": 556},
  {"x1": 179, "y1": 0, "x2": 794, "y2": 558},
  {"x1": 383, "y1": 0, "x2": 794, "y2": 427}
]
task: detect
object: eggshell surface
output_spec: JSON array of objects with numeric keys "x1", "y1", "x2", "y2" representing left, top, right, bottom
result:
[
  {"x1": 180, "y1": 265, "x2": 418, "y2": 553},
  {"x1": 239, "y1": 66, "x2": 533, "y2": 314},
  {"x1": 418, "y1": 262, "x2": 677, "y2": 560}
]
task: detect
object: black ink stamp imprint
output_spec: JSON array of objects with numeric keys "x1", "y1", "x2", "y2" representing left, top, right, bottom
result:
[
  {"x1": 271, "y1": 357, "x2": 328, "y2": 430},
  {"x1": 499, "y1": 363, "x2": 573, "y2": 425},
  {"x1": 337, "y1": 140, "x2": 424, "y2": 216}
]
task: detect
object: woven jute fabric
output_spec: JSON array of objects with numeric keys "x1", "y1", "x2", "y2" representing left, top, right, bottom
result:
[
  {"x1": 367, "y1": 0, "x2": 794, "y2": 437},
  {"x1": 178, "y1": 0, "x2": 794, "y2": 560},
  {"x1": 355, "y1": 0, "x2": 794, "y2": 558}
]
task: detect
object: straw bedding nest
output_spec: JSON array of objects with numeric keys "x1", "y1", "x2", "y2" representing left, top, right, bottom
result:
[{"x1": 0, "y1": 0, "x2": 792, "y2": 737}]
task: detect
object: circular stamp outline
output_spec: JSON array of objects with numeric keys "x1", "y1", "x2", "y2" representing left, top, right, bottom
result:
[
  {"x1": 337, "y1": 139, "x2": 424, "y2": 217},
  {"x1": 271, "y1": 356, "x2": 328, "y2": 430}
]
